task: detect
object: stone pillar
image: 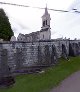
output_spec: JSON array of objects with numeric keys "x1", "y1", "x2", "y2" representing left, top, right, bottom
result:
[
  {"x1": 44, "y1": 45, "x2": 51, "y2": 65},
  {"x1": 0, "y1": 49, "x2": 15, "y2": 87},
  {"x1": 15, "y1": 48, "x2": 24, "y2": 70},
  {"x1": 75, "y1": 43, "x2": 79, "y2": 56},
  {"x1": 38, "y1": 46, "x2": 42, "y2": 65},
  {"x1": 51, "y1": 45, "x2": 58, "y2": 64},
  {"x1": 38, "y1": 45, "x2": 51, "y2": 65},
  {"x1": 0, "y1": 49, "x2": 10, "y2": 77},
  {"x1": 69, "y1": 43, "x2": 75, "y2": 56},
  {"x1": 62, "y1": 44, "x2": 68, "y2": 59}
]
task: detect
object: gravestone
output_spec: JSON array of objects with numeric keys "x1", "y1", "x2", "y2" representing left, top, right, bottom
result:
[
  {"x1": 75, "y1": 43, "x2": 79, "y2": 56},
  {"x1": 69, "y1": 43, "x2": 79, "y2": 57},
  {"x1": 38, "y1": 45, "x2": 51, "y2": 66},
  {"x1": 15, "y1": 48, "x2": 23, "y2": 70},
  {"x1": 51, "y1": 45, "x2": 58, "y2": 64},
  {"x1": 44, "y1": 45, "x2": 51, "y2": 65},
  {"x1": 38, "y1": 46, "x2": 44, "y2": 65},
  {"x1": 62, "y1": 44, "x2": 69, "y2": 59},
  {"x1": 10, "y1": 36, "x2": 16, "y2": 41},
  {"x1": 69, "y1": 43, "x2": 75, "y2": 56}
]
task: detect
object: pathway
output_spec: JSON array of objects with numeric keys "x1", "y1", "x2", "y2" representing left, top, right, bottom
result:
[{"x1": 50, "y1": 71, "x2": 80, "y2": 92}]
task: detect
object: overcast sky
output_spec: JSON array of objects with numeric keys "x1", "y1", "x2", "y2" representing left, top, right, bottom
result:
[{"x1": 0, "y1": 0, "x2": 80, "y2": 39}]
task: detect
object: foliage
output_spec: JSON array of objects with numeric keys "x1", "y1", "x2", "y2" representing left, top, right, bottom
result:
[
  {"x1": 0, "y1": 56, "x2": 80, "y2": 92},
  {"x1": 0, "y1": 8, "x2": 14, "y2": 41}
]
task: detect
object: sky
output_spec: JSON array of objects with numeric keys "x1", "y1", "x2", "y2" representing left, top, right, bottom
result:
[{"x1": 0, "y1": 0, "x2": 80, "y2": 39}]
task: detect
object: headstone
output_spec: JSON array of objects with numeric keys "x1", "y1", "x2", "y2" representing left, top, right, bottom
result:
[
  {"x1": 62, "y1": 44, "x2": 68, "y2": 59},
  {"x1": 69, "y1": 43, "x2": 75, "y2": 56},
  {"x1": 51, "y1": 45, "x2": 58, "y2": 64},
  {"x1": 44, "y1": 45, "x2": 51, "y2": 65},
  {"x1": 15, "y1": 48, "x2": 23, "y2": 70},
  {"x1": 38, "y1": 46, "x2": 45, "y2": 65},
  {"x1": 38, "y1": 46, "x2": 43, "y2": 65},
  {"x1": 10, "y1": 36, "x2": 16, "y2": 41},
  {"x1": 74, "y1": 43, "x2": 79, "y2": 56}
]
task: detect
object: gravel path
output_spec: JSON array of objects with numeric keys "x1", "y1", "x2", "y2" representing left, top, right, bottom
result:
[{"x1": 50, "y1": 71, "x2": 80, "y2": 92}]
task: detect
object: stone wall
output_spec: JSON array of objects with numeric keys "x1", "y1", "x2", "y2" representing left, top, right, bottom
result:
[{"x1": 0, "y1": 40, "x2": 79, "y2": 72}]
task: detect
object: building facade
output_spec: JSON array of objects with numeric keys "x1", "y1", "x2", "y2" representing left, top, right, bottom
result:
[{"x1": 17, "y1": 6, "x2": 51, "y2": 42}]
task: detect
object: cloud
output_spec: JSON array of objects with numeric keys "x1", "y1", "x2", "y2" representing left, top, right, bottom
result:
[{"x1": 0, "y1": 0, "x2": 80, "y2": 39}]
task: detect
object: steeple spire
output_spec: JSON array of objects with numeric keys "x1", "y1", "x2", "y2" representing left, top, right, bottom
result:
[
  {"x1": 41, "y1": 4, "x2": 51, "y2": 29},
  {"x1": 46, "y1": 3, "x2": 47, "y2": 8},
  {"x1": 45, "y1": 4, "x2": 48, "y2": 15}
]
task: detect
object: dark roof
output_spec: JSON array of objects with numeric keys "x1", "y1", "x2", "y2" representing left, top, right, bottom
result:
[
  {"x1": 40, "y1": 28, "x2": 49, "y2": 32},
  {"x1": 25, "y1": 31, "x2": 39, "y2": 37}
]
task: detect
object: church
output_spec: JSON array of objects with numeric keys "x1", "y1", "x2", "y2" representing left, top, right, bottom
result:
[{"x1": 17, "y1": 6, "x2": 51, "y2": 42}]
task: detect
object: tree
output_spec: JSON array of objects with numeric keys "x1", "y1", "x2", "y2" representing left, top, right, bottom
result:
[{"x1": 0, "y1": 8, "x2": 14, "y2": 41}]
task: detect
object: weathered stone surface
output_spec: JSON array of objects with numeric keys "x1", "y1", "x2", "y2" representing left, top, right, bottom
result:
[
  {"x1": 69, "y1": 43, "x2": 80, "y2": 57},
  {"x1": 0, "y1": 49, "x2": 15, "y2": 87},
  {"x1": 44, "y1": 45, "x2": 51, "y2": 65},
  {"x1": 10, "y1": 36, "x2": 16, "y2": 41},
  {"x1": 0, "y1": 40, "x2": 79, "y2": 72},
  {"x1": 15, "y1": 48, "x2": 24, "y2": 70},
  {"x1": 0, "y1": 49, "x2": 9, "y2": 77},
  {"x1": 51, "y1": 45, "x2": 58, "y2": 64},
  {"x1": 69, "y1": 43, "x2": 75, "y2": 56},
  {"x1": 62, "y1": 44, "x2": 68, "y2": 59},
  {"x1": 38, "y1": 46, "x2": 42, "y2": 65}
]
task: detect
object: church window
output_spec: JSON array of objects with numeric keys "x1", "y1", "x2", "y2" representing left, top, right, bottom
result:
[
  {"x1": 43, "y1": 21, "x2": 45, "y2": 26},
  {"x1": 46, "y1": 20, "x2": 47, "y2": 25}
]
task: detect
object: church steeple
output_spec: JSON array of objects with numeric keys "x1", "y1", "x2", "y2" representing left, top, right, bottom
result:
[
  {"x1": 41, "y1": 5, "x2": 51, "y2": 29},
  {"x1": 40, "y1": 5, "x2": 51, "y2": 40},
  {"x1": 45, "y1": 4, "x2": 48, "y2": 15}
]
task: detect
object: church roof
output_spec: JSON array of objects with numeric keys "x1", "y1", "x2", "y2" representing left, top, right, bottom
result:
[
  {"x1": 42, "y1": 5, "x2": 50, "y2": 17},
  {"x1": 40, "y1": 28, "x2": 49, "y2": 32},
  {"x1": 45, "y1": 5, "x2": 48, "y2": 15},
  {"x1": 45, "y1": 4, "x2": 49, "y2": 15}
]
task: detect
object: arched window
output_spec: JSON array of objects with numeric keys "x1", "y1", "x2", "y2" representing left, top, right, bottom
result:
[
  {"x1": 46, "y1": 20, "x2": 47, "y2": 25},
  {"x1": 43, "y1": 21, "x2": 45, "y2": 26}
]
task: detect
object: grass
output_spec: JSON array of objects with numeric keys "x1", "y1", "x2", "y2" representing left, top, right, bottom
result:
[{"x1": 0, "y1": 56, "x2": 80, "y2": 92}]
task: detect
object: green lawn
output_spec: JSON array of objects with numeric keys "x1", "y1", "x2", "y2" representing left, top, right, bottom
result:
[{"x1": 0, "y1": 56, "x2": 80, "y2": 92}]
